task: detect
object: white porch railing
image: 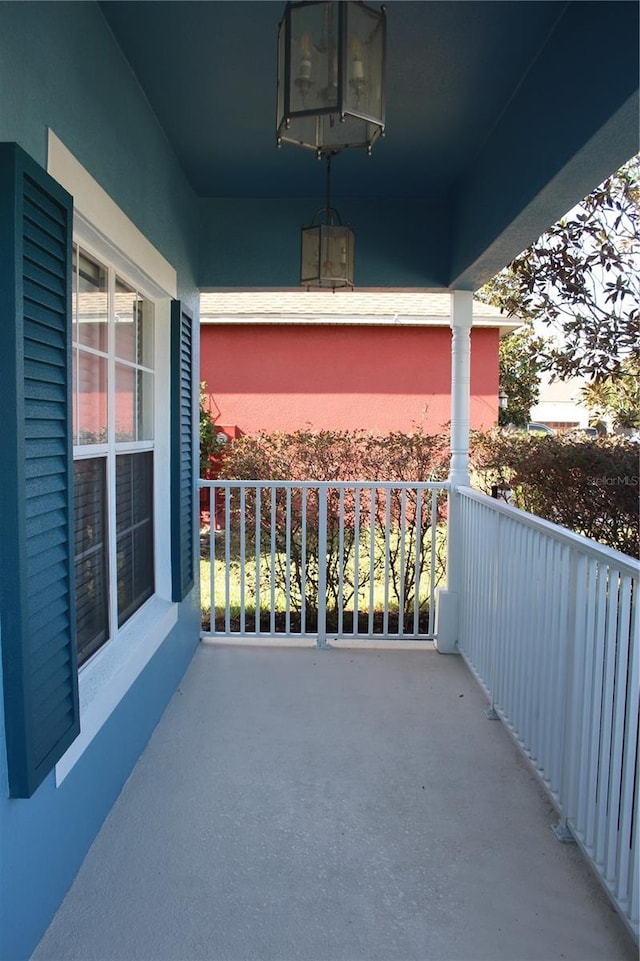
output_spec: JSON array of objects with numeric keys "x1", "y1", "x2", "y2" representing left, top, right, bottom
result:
[
  {"x1": 456, "y1": 486, "x2": 639, "y2": 941},
  {"x1": 200, "y1": 480, "x2": 448, "y2": 645}
]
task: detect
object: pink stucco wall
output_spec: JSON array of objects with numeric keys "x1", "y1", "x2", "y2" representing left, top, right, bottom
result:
[{"x1": 201, "y1": 324, "x2": 499, "y2": 435}]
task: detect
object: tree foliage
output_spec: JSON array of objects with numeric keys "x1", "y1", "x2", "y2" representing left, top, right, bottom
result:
[
  {"x1": 199, "y1": 382, "x2": 226, "y2": 476},
  {"x1": 498, "y1": 328, "x2": 545, "y2": 426},
  {"x1": 581, "y1": 357, "x2": 640, "y2": 431},
  {"x1": 481, "y1": 155, "x2": 640, "y2": 382}
]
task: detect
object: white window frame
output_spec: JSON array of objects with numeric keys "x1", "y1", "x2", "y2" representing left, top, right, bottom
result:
[
  {"x1": 49, "y1": 132, "x2": 179, "y2": 784},
  {"x1": 73, "y1": 245, "x2": 157, "y2": 651}
]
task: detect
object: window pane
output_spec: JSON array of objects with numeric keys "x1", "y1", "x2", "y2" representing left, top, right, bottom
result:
[
  {"x1": 72, "y1": 245, "x2": 78, "y2": 345},
  {"x1": 77, "y1": 249, "x2": 108, "y2": 352},
  {"x1": 115, "y1": 363, "x2": 135, "y2": 442},
  {"x1": 72, "y1": 347, "x2": 78, "y2": 445},
  {"x1": 137, "y1": 295, "x2": 154, "y2": 368},
  {"x1": 115, "y1": 363, "x2": 154, "y2": 442},
  {"x1": 115, "y1": 278, "x2": 136, "y2": 362},
  {"x1": 116, "y1": 452, "x2": 154, "y2": 626},
  {"x1": 115, "y1": 279, "x2": 154, "y2": 367},
  {"x1": 137, "y1": 369, "x2": 154, "y2": 440},
  {"x1": 77, "y1": 350, "x2": 108, "y2": 445},
  {"x1": 74, "y1": 458, "x2": 109, "y2": 666}
]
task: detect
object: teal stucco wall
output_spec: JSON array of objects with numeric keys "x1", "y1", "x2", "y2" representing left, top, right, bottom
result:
[
  {"x1": 0, "y1": 0, "x2": 199, "y2": 307},
  {"x1": 0, "y1": 3, "x2": 201, "y2": 958}
]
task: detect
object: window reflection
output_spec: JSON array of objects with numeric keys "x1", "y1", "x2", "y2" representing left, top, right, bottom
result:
[
  {"x1": 115, "y1": 277, "x2": 153, "y2": 368},
  {"x1": 77, "y1": 249, "x2": 108, "y2": 352},
  {"x1": 77, "y1": 352, "x2": 108, "y2": 445},
  {"x1": 115, "y1": 364, "x2": 154, "y2": 442}
]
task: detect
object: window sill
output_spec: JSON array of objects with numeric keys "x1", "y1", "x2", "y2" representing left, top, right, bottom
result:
[{"x1": 55, "y1": 596, "x2": 178, "y2": 785}]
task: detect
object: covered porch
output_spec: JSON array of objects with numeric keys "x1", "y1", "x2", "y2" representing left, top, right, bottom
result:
[
  {"x1": 33, "y1": 642, "x2": 635, "y2": 960},
  {"x1": 0, "y1": 3, "x2": 638, "y2": 958}
]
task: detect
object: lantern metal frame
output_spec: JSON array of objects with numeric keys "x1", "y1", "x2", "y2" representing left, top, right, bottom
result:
[{"x1": 277, "y1": 0, "x2": 386, "y2": 158}]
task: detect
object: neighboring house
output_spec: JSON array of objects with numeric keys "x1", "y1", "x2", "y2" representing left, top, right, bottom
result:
[
  {"x1": 200, "y1": 292, "x2": 519, "y2": 436},
  {"x1": 530, "y1": 371, "x2": 595, "y2": 432}
]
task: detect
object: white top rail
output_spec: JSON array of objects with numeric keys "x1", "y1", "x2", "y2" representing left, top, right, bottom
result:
[
  {"x1": 457, "y1": 486, "x2": 640, "y2": 576},
  {"x1": 200, "y1": 479, "x2": 450, "y2": 492}
]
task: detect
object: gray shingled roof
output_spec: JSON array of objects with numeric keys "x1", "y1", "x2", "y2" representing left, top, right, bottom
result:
[{"x1": 199, "y1": 291, "x2": 520, "y2": 332}]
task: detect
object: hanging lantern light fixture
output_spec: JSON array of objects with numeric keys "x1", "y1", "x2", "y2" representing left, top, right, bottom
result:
[
  {"x1": 277, "y1": 0, "x2": 386, "y2": 158},
  {"x1": 301, "y1": 152, "x2": 354, "y2": 288}
]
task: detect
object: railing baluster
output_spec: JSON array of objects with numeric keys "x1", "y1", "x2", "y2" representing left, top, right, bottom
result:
[
  {"x1": 413, "y1": 488, "x2": 422, "y2": 636},
  {"x1": 575, "y1": 557, "x2": 598, "y2": 834},
  {"x1": 615, "y1": 578, "x2": 638, "y2": 906},
  {"x1": 383, "y1": 486, "x2": 391, "y2": 637},
  {"x1": 583, "y1": 559, "x2": 608, "y2": 851},
  {"x1": 353, "y1": 486, "x2": 361, "y2": 636},
  {"x1": 338, "y1": 487, "x2": 345, "y2": 637},
  {"x1": 594, "y1": 565, "x2": 621, "y2": 868},
  {"x1": 270, "y1": 486, "x2": 276, "y2": 636},
  {"x1": 301, "y1": 487, "x2": 307, "y2": 635},
  {"x1": 239, "y1": 485, "x2": 246, "y2": 635},
  {"x1": 210, "y1": 486, "x2": 216, "y2": 635},
  {"x1": 368, "y1": 489, "x2": 376, "y2": 636},
  {"x1": 398, "y1": 488, "x2": 406, "y2": 637},
  {"x1": 428, "y1": 487, "x2": 437, "y2": 637},
  {"x1": 317, "y1": 485, "x2": 328, "y2": 648},
  {"x1": 255, "y1": 487, "x2": 261, "y2": 635},
  {"x1": 226, "y1": 486, "x2": 232, "y2": 633},
  {"x1": 285, "y1": 486, "x2": 291, "y2": 635},
  {"x1": 604, "y1": 574, "x2": 632, "y2": 885}
]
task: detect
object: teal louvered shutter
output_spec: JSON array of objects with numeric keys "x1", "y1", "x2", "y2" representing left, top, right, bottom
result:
[
  {"x1": 170, "y1": 301, "x2": 195, "y2": 601},
  {"x1": 0, "y1": 143, "x2": 79, "y2": 798}
]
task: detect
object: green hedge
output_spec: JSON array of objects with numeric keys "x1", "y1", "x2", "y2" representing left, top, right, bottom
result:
[{"x1": 470, "y1": 430, "x2": 639, "y2": 557}]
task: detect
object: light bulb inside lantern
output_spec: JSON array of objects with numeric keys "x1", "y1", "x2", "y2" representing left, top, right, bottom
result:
[
  {"x1": 299, "y1": 32, "x2": 312, "y2": 81},
  {"x1": 351, "y1": 36, "x2": 364, "y2": 81}
]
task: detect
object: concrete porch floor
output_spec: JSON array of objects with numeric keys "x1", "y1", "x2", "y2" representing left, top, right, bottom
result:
[{"x1": 33, "y1": 644, "x2": 635, "y2": 961}]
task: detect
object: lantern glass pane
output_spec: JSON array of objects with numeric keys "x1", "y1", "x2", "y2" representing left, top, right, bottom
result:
[
  {"x1": 320, "y1": 225, "x2": 348, "y2": 285},
  {"x1": 344, "y1": 2, "x2": 385, "y2": 126},
  {"x1": 289, "y1": 3, "x2": 339, "y2": 116},
  {"x1": 301, "y1": 225, "x2": 321, "y2": 286}
]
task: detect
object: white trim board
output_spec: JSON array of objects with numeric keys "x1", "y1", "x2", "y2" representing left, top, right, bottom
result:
[{"x1": 200, "y1": 314, "x2": 521, "y2": 334}]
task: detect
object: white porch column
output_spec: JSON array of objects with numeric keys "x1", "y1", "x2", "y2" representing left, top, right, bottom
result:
[
  {"x1": 448, "y1": 289, "x2": 473, "y2": 488},
  {"x1": 435, "y1": 290, "x2": 472, "y2": 653}
]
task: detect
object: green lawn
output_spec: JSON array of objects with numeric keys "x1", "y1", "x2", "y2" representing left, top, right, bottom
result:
[{"x1": 200, "y1": 524, "x2": 447, "y2": 635}]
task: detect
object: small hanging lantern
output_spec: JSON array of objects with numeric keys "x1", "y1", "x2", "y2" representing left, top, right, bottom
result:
[
  {"x1": 277, "y1": 0, "x2": 386, "y2": 158},
  {"x1": 301, "y1": 219, "x2": 355, "y2": 289},
  {"x1": 301, "y1": 153, "x2": 354, "y2": 288}
]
